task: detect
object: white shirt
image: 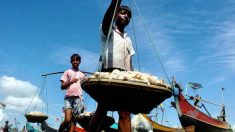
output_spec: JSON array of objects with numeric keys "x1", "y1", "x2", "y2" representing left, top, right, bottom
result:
[{"x1": 101, "y1": 27, "x2": 135, "y2": 71}]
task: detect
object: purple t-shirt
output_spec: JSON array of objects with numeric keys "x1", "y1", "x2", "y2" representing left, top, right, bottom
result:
[{"x1": 60, "y1": 69, "x2": 85, "y2": 98}]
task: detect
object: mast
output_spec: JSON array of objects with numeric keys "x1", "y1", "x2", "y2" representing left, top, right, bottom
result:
[
  {"x1": 221, "y1": 88, "x2": 224, "y2": 105},
  {"x1": 14, "y1": 118, "x2": 18, "y2": 130},
  {"x1": 218, "y1": 88, "x2": 226, "y2": 122}
]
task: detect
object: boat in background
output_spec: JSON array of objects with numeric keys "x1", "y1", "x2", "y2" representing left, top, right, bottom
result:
[
  {"x1": 40, "y1": 121, "x2": 86, "y2": 132},
  {"x1": 26, "y1": 122, "x2": 40, "y2": 132},
  {"x1": 142, "y1": 114, "x2": 184, "y2": 132},
  {"x1": 172, "y1": 80, "x2": 232, "y2": 132},
  {"x1": 40, "y1": 122, "x2": 57, "y2": 132}
]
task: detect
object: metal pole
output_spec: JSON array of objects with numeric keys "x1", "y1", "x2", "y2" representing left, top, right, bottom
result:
[
  {"x1": 14, "y1": 118, "x2": 18, "y2": 130},
  {"x1": 200, "y1": 99, "x2": 223, "y2": 107},
  {"x1": 161, "y1": 109, "x2": 164, "y2": 124},
  {"x1": 202, "y1": 104, "x2": 211, "y2": 117},
  {"x1": 185, "y1": 81, "x2": 189, "y2": 96},
  {"x1": 42, "y1": 71, "x2": 64, "y2": 76},
  {"x1": 221, "y1": 88, "x2": 224, "y2": 105}
]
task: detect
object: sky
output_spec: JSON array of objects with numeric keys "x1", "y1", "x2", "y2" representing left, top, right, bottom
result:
[{"x1": 0, "y1": 0, "x2": 235, "y2": 130}]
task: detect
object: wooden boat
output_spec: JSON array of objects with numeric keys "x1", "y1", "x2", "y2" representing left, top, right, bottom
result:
[
  {"x1": 26, "y1": 122, "x2": 41, "y2": 132},
  {"x1": 41, "y1": 122, "x2": 57, "y2": 132},
  {"x1": 172, "y1": 81, "x2": 232, "y2": 132},
  {"x1": 40, "y1": 121, "x2": 86, "y2": 132},
  {"x1": 142, "y1": 114, "x2": 184, "y2": 132},
  {"x1": 74, "y1": 112, "x2": 115, "y2": 131},
  {"x1": 82, "y1": 77, "x2": 172, "y2": 114}
]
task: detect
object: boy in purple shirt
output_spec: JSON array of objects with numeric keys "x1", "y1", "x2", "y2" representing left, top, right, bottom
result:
[{"x1": 58, "y1": 54, "x2": 86, "y2": 132}]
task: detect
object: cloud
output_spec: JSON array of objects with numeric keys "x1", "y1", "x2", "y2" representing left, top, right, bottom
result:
[
  {"x1": 207, "y1": 75, "x2": 227, "y2": 87},
  {"x1": 208, "y1": 19, "x2": 235, "y2": 73},
  {"x1": 0, "y1": 76, "x2": 44, "y2": 113},
  {"x1": 232, "y1": 124, "x2": 235, "y2": 131},
  {"x1": 4, "y1": 96, "x2": 44, "y2": 113},
  {"x1": 0, "y1": 76, "x2": 36, "y2": 97}
]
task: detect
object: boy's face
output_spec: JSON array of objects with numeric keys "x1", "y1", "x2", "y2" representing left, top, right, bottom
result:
[{"x1": 71, "y1": 57, "x2": 80, "y2": 69}]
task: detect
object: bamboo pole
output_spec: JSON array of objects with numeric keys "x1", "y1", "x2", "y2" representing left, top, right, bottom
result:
[{"x1": 42, "y1": 71, "x2": 94, "y2": 76}]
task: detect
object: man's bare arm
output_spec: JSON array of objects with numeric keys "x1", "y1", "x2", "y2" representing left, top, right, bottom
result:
[{"x1": 102, "y1": 0, "x2": 122, "y2": 36}]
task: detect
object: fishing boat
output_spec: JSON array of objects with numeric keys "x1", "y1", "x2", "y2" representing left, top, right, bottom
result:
[
  {"x1": 40, "y1": 121, "x2": 86, "y2": 132},
  {"x1": 26, "y1": 122, "x2": 41, "y2": 132},
  {"x1": 142, "y1": 114, "x2": 184, "y2": 132},
  {"x1": 40, "y1": 122, "x2": 57, "y2": 132},
  {"x1": 172, "y1": 80, "x2": 232, "y2": 132},
  {"x1": 74, "y1": 112, "x2": 115, "y2": 131}
]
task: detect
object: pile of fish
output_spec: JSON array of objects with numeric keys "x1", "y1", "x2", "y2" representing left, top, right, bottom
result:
[
  {"x1": 89, "y1": 69, "x2": 171, "y2": 88},
  {"x1": 26, "y1": 111, "x2": 47, "y2": 117}
]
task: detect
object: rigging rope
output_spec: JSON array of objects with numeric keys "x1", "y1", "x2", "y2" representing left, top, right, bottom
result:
[
  {"x1": 34, "y1": 76, "x2": 46, "y2": 112},
  {"x1": 132, "y1": 0, "x2": 171, "y2": 84},
  {"x1": 129, "y1": 0, "x2": 141, "y2": 72},
  {"x1": 25, "y1": 77, "x2": 43, "y2": 113},
  {"x1": 45, "y1": 76, "x2": 48, "y2": 114}
]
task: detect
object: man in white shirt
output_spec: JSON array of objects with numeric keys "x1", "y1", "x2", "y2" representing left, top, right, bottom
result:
[{"x1": 88, "y1": 0, "x2": 134, "y2": 132}]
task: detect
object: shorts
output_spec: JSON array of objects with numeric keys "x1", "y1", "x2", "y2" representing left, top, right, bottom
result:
[{"x1": 64, "y1": 96, "x2": 84, "y2": 117}]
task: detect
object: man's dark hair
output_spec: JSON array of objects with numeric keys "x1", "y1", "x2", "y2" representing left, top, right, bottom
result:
[
  {"x1": 70, "y1": 54, "x2": 81, "y2": 61},
  {"x1": 119, "y1": 5, "x2": 132, "y2": 18}
]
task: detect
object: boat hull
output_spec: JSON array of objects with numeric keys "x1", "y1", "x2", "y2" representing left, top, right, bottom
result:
[
  {"x1": 142, "y1": 114, "x2": 184, "y2": 132},
  {"x1": 179, "y1": 114, "x2": 232, "y2": 132},
  {"x1": 75, "y1": 114, "x2": 115, "y2": 131},
  {"x1": 173, "y1": 84, "x2": 232, "y2": 132}
]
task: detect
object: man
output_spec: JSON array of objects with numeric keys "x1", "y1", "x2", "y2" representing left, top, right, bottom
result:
[
  {"x1": 3, "y1": 121, "x2": 10, "y2": 132},
  {"x1": 88, "y1": 0, "x2": 134, "y2": 131}
]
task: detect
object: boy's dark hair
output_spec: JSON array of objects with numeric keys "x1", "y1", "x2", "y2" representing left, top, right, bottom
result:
[
  {"x1": 119, "y1": 5, "x2": 132, "y2": 18},
  {"x1": 70, "y1": 54, "x2": 81, "y2": 61}
]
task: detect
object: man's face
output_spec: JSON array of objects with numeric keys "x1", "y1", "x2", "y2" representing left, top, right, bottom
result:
[{"x1": 116, "y1": 9, "x2": 131, "y2": 26}]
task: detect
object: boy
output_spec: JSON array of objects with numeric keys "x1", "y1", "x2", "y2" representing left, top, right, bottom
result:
[{"x1": 58, "y1": 54, "x2": 86, "y2": 132}]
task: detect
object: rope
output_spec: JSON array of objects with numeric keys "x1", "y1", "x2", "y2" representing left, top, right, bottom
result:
[
  {"x1": 132, "y1": 0, "x2": 171, "y2": 84},
  {"x1": 25, "y1": 78, "x2": 43, "y2": 113},
  {"x1": 34, "y1": 76, "x2": 46, "y2": 111},
  {"x1": 83, "y1": 92, "x2": 90, "y2": 112},
  {"x1": 45, "y1": 76, "x2": 48, "y2": 115},
  {"x1": 129, "y1": 0, "x2": 141, "y2": 71}
]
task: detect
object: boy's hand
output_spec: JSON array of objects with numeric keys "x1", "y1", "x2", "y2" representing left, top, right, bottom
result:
[{"x1": 70, "y1": 78, "x2": 79, "y2": 83}]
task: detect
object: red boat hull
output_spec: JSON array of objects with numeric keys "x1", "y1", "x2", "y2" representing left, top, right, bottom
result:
[{"x1": 174, "y1": 87, "x2": 232, "y2": 132}]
